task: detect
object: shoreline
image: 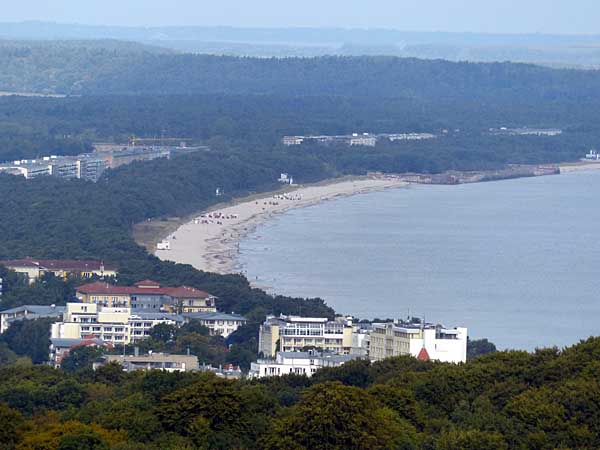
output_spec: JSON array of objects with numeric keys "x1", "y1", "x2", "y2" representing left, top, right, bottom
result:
[
  {"x1": 150, "y1": 175, "x2": 409, "y2": 274},
  {"x1": 141, "y1": 162, "x2": 600, "y2": 277}
]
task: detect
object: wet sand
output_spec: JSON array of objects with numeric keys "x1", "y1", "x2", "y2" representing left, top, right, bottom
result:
[{"x1": 155, "y1": 176, "x2": 409, "y2": 274}]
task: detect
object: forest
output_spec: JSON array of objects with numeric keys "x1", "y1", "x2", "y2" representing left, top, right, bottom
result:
[{"x1": 1, "y1": 336, "x2": 600, "y2": 449}]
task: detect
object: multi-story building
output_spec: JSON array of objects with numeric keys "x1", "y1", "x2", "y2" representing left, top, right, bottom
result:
[
  {"x1": 0, "y1": 258, "x2": 117, "y2": 284},
  {"x1": 183, "y1": 312, "x2": 248, "y2": 338},
  {"x1": 0, "y1": 304, "x2": 65, "y2": 333},
  {"x1": 75, "y1": 280, "x2": 217, "y2": 313},
  {"x1": 51, "y1": 302, "x2": 246, "y2": 345},
  {"x1": 249, "y1": 350, "x2": 363, "y2": 378},
  {"x1": 258, "y1": 315, "x2": 354, "y2": 357},
  {"x1": 51, "y1": 302, "x2": 185, "y2": 345},
  {"x1": 97, "y1": 352, "x2": 199, "y2": 373},
  {"x1": 369, "y1": 322, "x2": 467, "y2": 363}
]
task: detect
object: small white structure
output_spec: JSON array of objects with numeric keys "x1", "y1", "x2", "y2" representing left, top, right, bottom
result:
[
  {"x1": 156, "y1": 240, "x2": 171, "y2": 251},
  {"x1": 249, "y1": 350, "x2": 363, "y2": 378},
  {"x1": 585, "y1": 150, "x2": 600, "y2": 161},
  {"x1": 278, "y1": 173, "x2": 293, "y2": 184}
]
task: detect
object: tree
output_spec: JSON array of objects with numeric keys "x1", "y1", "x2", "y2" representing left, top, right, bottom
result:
[
  {"x1": 60, "y1": 346, "x2": 105, "y2": 373},
  {"x1": 467, "y1": 338, "x2": 497, "y2": 360},
  {"x1": 0, "y1": 402, "x2": 24, "y2": 450},
  {"x1": 0, "y1": 318, "x2": 54, "y2": 364},
  {"x1": 260, "y1": 382, "x2": 418, "y2": 450}
]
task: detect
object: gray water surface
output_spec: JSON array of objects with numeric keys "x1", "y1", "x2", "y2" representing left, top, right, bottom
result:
[{"x1": 238, "y1": 171, "x2": 600, "y2": 350}]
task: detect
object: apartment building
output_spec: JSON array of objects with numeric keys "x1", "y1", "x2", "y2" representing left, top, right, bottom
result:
[
  {"x1": 49, "y1": 337, "x2": 112, "y2": 368},
  {"x1": 0, "y1": 258, "x2": 117, "y2": 284},
  {"x1": 75, "y1": 280, "x2": 217, "y2": 313},
  {"x1": 183, "y1": 312, "x2": 248, "y2": 338},
  {"x1": 0, "y1": 304, "x2": 65, "y2": 333},
  {"x1": 51, "y1": 302, "x2": 185, "y2": 345},
  {"x1": 249, "y1": 350, "x2": 363, "y2": 378},
  {"x1": 369, "y1": 322, "x2": 467, "y2": 363},
  {"x1": 258, "y1": 315, "x2": 353, "y2": 357}
]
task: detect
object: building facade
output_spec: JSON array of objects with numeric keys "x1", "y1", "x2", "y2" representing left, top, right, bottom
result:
[
  {"x1": 369, "y1": 323, "x2": 467, "y2": 363},
  {"x1": 49, "y1": 337, "x2": 112, "y2": 368},
  {"x1": 183, "y1": 312, "x2": 248, "y2": 338},
  {"x1": 0, "y1": 258, "x2": 117, "y2": 284},
  {"x1": 249, "y1": 350, "x2": 363, "y2": 378},
  {"x1": 258, "y1": 315, "x2": 354, "y2": 357},
  {"x1": 75, "y1": 280, "x2": 217, "y2": 313}
]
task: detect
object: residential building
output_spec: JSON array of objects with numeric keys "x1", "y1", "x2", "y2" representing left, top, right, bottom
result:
[
  {"x1": 249, "y1": 350, "x2": 363, "y2": 378},
  {"x1": 51, "y1": 302, "x2": 185, "y2": 345},
  {"x1": 349, "y1": 133, "x2": 377, "y2": 147},
  {"x1": 258, "y1": 315, "x2": 354, "y2": 357},
  {"x1": 0, "y1": 258, "x2": 117, "y2": 284},
  {"x1": 49, "y1": 337, "x2": 112, "y2": 368},
  {"x1": 0, "y1": 304, "x2": 65, "y2": 333},
  {"x1": 75, "y1": 279, "x2": 217, "y2": 313},
  {"x1": 182, "y1": 312, "x2": 248, "y2": 338},
  {"x1": 282, "y1": 136, "x2": 304, "y2": 146},
  {"x1": 369, "y1": 322, "x2": 467, "y2": 363},
  {"x1": 97, "y1": 352, "x2": 199, "y2": 373}
]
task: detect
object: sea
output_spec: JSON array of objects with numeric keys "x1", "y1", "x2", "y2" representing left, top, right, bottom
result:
[{"x1": 238, "y1": 170, "x2": 600, "y2": 351}]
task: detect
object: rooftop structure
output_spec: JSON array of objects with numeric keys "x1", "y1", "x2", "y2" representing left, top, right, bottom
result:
[
  {"x1": 259, "y1": 314, "x2": 353, "y2": 357},
  {"x1": 249, "y1": 350, "x2": 363, "y2": 378},
  {"x1": 0, "y1": 258, "x2": 117, "y2": 284},
  {"x1": 0, "y1": 304, "x2": 65, "y2": 333}
]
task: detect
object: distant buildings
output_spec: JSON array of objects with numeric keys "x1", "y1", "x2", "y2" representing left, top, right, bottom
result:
[
  {"x1": 97, "y1": 352, "x2": 200, "y2": 373},
  {"x1": 75, "y1": 279, "x2": 217, "y2": 313},
  {"x1": 0, "y1": 304, "x2": 65, "y2": 333},
  {"x1": 282, "y1": 132, "x2": 436, "y2": 147},
  {"x1": 585, "y1": 150, "x2": 600, "y2": 161},
  {"x1": 0, "y1": 142, "x2": 208, "y2": 182},
  {"x1": 249, "y1": 350, "x2": 363, "y2": 378},
  {"x1": 369, "y1": 322, "x2": 467, "y2": 363},
  {"x1": 257, "y1": 314, "x2": 467, "y2": 378},
  {"x1": 183, "y1": 312, "x2": 248, "y2": 338},
  {"x1": 487, "y1": 127, "x2": 562, "y2": 137},
  {"x1": 258, "y1": 315, "x2": 354, "y2": 357},
  {"x1": 0, "y1": 258, "x2": 117, "y2": 284}
]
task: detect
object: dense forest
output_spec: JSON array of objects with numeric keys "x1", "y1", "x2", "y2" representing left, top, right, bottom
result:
[{"x1": 1, "y1": 336, "x2": 600, "y2": 449}]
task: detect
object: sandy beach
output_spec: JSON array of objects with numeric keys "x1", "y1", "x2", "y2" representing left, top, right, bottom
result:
[
  {"x1": 560, "y1": 160, "x2": 600, "y2": 173},
  {"x1": 154, "y1": 176, "x2": 408, "y2": 274}
]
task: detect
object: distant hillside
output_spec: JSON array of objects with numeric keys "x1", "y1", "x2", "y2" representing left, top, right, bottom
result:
[
  {"x1": 0, "y1": 39, "x2": 171, "y2": 94},
  {"x1": 4, "y1": 22, "x2": 600, "y2": 66}
]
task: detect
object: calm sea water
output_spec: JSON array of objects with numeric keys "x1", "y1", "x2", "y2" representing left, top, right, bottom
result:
[{"x1": 238, "y1": 171, "x2": 600, "y2": 350}]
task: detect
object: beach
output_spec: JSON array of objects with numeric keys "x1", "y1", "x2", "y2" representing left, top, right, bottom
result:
[
  {"x1": 153, "y1": 176, "x2": 408, "y2": 274},
  {"x1": 559, "y1": 160, "x2": 600, "y2": 173}
]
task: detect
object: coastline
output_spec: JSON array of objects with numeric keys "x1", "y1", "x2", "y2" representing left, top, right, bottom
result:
[{"x1": 150, "y1": 175, "x2": 409, "y2": 274}]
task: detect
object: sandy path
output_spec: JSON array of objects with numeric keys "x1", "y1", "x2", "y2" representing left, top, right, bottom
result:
[{"x1": 155, "y1": 176, "x2": 408, "y2": 274}]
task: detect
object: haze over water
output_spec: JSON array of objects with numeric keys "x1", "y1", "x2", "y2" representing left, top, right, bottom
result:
[{"x1": 239, "y1": 171, "x2": 600, "y2": 351}]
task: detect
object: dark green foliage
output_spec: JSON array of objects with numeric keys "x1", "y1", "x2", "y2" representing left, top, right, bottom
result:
[
  {"x1": 60, "y1": 346, "x2": 105, "y2": 373},
  {"x1": 467, "y1": 338, "x2": 497, "y2": 360},
  {"x1": 0, "y1": 317, "x2": 55, "y2": 364}
]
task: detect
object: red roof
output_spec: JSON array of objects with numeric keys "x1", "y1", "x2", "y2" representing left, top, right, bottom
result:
[
  {"x1": 417, "y1": 347, "x2": 430, "y2": 361},
  {"x1": 76, "y1": 281, "x2": 211, "y2": 299}
]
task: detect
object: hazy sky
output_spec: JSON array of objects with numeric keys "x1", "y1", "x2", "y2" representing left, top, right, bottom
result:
[{"x1": 3, "y1": 0, "x2": 599, "y2": 34}]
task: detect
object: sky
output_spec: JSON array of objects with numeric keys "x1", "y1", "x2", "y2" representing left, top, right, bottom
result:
[{"x1": 2, "y1": 0, "x2": 598, "y2": 35}]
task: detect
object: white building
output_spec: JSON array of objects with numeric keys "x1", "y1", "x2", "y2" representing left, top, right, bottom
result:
[
  {"x1": 51, "y1": 303, "x2": 185, "y2": 345},
  {"x1": 97, "y1": 352, "x2": 199, "y2": 373},
  {"x1": 249, "y1": 350, "x2": 363, "y2": 378},
  {"x1": 258, "y1": 315, "x2": 354, "y2": 357},
  {"x1": 369, "y1": 322, "x2": 467, "y2": 364},
  {"x1": 182, "y1": 312, "x2": 248, "y2": 338},
  {"x1": 349, "y1": 133, "x2": 377, "y2": 147},
  {"x1": 585, "y1": 150, "x2": 600, "y2": 161}
]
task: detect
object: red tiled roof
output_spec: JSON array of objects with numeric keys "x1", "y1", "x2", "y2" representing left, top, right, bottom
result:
[
  {"x1": 76, "y1": 281, "x2": 211, "y2": 298},
  {"x1": 417, "y1": 347, "x2": 430, "y2": 361}
]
